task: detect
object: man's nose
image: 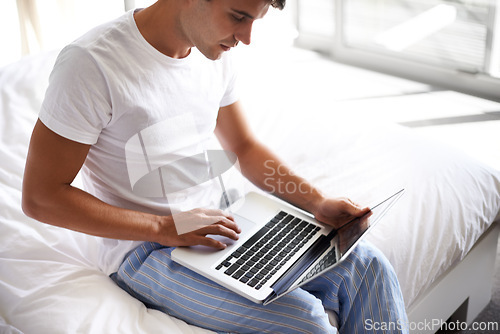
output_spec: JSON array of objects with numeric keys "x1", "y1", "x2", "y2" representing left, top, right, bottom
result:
[{"x1": 235, "y1": 21, "x2": 253, "y2": 45}]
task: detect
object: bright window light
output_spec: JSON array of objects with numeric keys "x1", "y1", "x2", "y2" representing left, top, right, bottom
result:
[{"x1": 374, "y1": 4, "x2": 457, "y2": 52}]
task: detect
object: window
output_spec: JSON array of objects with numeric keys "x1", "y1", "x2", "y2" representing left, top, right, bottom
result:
[{"x1": 295, "y1": 0, "x2": 500, "y2": 100}]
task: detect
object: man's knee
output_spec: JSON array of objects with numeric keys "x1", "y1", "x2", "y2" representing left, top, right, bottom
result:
[{"x1": 351, "y1": 240, "x2": 396, "y2": 276}]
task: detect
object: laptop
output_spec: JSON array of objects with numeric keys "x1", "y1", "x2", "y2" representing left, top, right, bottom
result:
[{"x1": 172, "y1": 188, "x2": 404, "y2": 305}]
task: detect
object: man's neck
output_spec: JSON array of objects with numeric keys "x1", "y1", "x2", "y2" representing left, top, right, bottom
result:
[{"x1": 133, "y1": 1, "x2": 192, "y2": 59}]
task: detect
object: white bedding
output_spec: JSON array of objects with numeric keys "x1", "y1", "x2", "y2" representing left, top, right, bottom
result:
[{"x1": 1, "y1": 50, "x2": 500, "y2": 334}]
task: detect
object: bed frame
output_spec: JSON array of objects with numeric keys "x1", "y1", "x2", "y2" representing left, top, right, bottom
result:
[{"x1": 407, "y1": 222, "x2": 499, "y2": 333}]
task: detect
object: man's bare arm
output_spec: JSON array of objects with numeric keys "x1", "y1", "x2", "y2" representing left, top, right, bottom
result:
[
  {"x1": 22, "y1": 119, "x2": 239, "y2": 249},
  {"x1": 215, "y1": 102, "x2": 325, "y2": 211},
  {"x1": 215, "y1": 101, "x2": 370, "y2": 228}
]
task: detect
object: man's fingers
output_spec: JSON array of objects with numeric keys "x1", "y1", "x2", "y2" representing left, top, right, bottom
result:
[
  {"x1": 172, "y1": 208, "x2": 239, "y2": 235},
  {"x1": 189, "y1": 222, "x2": 241, "y2": 249},
  {"x1": 194, "y1": 235, "x2": 228, "y2": 250},
  {"x1": 201, "y1": 210, "x2": 240, "y2": 234},
  {"x1": 195, "y1": 214, "x2": 241, "y2": 234},
  {"x1": 196, "y1": 222, "x2": 240, "y2": 241},
  {"x1": 216, "y1": 217, "x2": 241, "y2": 234},
  {"x1": 344, "y1": 198, "x2": 370, "y2": 217},
  {"x1": 196, "y1": 208, "x2": 240, "y2": 232},
  {"x1": 360, "y1": 206, "x2": 371, "y2": 215},
  {"x1": 201, "y1": 208, "x2": 235, "y2": 221}
]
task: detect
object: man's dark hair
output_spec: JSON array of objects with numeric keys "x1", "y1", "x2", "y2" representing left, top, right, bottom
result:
[{"x1": 270, "y1": 0, "x2": 286, "y2": 10}]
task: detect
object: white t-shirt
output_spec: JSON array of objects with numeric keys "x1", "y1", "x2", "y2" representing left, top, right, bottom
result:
[{"x1": 39, "y1": 10, "x2": 239, "y2": 274}]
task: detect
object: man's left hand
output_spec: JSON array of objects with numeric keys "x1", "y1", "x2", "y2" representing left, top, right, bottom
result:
[{"x1": 312, "y1": 197, "x2": 371, "y2": 229}]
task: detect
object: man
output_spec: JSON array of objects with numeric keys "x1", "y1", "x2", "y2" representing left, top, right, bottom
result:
[{"x1": 22, "y1": 0, "x2": 408, "y2": 332}]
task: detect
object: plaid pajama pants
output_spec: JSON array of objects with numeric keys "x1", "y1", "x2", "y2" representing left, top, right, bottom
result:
[{"x1": 111, "y1": 240, "x2": 408, "y2": 333}]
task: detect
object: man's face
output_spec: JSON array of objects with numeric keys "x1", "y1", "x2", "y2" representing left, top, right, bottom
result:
[{"x1": 183, "y1": 0, "x2": 271, "y2": 60}]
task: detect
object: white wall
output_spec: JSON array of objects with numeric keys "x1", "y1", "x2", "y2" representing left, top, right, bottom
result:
[{"x1": 0, "y1": 0, "x2": 157, "y2": 67}]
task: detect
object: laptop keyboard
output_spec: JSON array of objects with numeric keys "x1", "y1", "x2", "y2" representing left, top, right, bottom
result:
[
  {"x1": 215, "y1": 211, "x2": 320, "y2": 290},
  {"x1": 299, "y1": 247, "x2": 337, "y2": 284}
]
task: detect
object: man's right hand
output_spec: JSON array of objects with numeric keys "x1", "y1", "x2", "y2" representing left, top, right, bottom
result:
[
  {"x1": 23, "y1": 120, "x2": 241, "y2": 251},
  {"x1": 157, "y1": 208, "x2": 241, "y2": 249}
]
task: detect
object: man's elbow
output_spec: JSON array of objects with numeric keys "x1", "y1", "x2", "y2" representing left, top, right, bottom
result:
[
  {"x1": 22, "y1": 191, "x2": 41, "y2": 220},
  {"x1": 21, "y1": 184, "x2": 49, "y2": 221}
]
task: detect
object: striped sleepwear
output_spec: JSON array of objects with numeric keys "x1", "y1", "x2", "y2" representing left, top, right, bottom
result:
[{"x1": 111, "y1": 240, "x2": 408, "y2": 333}]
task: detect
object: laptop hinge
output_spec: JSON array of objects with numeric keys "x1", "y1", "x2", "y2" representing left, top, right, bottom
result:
[{"x1": 268, "y1": 233, "x2": 333, "y2": 299}]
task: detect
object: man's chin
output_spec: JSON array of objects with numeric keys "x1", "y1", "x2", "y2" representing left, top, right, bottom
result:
[{"x1": 197, "y1": 46, "x2": 225, "y2": 61}]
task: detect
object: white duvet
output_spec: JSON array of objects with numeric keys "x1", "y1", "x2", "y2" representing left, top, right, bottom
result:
[{"x1": 1, "y1": 50, "x2": 499, "y2": 334}]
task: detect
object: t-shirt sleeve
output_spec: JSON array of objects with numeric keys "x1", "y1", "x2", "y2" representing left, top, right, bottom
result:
[
  {"x1": 219, "y1": 54, "x2": 239, "y2": 108},
  {"x1": 39, "y1": 45, "x2": 112, "y2": 145}
]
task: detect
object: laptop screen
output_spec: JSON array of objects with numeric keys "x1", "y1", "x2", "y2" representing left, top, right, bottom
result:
[
  {"x1": 266, "y1": 189, "x2": 405, "y2": 304},
  {"x1": 337, "y1": 189, "x2": 405, "y2": 257}
]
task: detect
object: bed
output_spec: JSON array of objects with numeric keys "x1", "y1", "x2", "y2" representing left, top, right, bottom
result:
[{"x1": 1, "y1": 48, "x2": 499, "y2": 334}]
